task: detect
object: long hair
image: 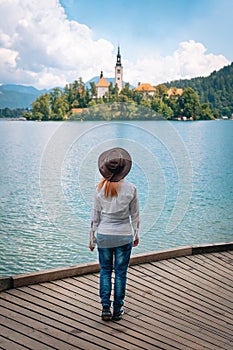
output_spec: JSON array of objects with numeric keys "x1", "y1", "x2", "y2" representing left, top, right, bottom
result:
[{"x1": 98, "y1": 178, "x2": 121, "y2": 198}]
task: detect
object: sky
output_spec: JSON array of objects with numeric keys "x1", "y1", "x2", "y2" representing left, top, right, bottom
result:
[{"x1": 0, "y1": 0, "x2": 232, "y2": 89}]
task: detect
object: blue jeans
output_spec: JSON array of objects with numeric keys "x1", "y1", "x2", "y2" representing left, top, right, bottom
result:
[{"x1": 98, "y1": 242, "x2": 132, "y2": 311}]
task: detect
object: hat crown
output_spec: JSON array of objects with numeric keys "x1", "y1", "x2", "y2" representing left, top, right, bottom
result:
[
  {"x1": 106, "y1": 150, "x2": 124, "y2": 174},
  {"x1": 98, "y1": 148, "x2": 132, "y2": 182}
]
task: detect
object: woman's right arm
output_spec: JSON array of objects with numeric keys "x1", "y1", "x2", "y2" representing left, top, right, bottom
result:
[{"x1": 89, "y1": 190, "x2": 101, "y2": 251}]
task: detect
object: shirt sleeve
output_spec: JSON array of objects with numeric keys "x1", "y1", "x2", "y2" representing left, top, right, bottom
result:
[
  {"x1": 129, "y1": 187, "x2": 140, "y2": 238},
  {"x1": 91, "y1": 189, "x2": 101, "y2": 232}
]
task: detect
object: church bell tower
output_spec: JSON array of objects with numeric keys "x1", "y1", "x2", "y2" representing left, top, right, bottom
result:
[{"x1": 114, "y1": 46, "x2": 123, "y2": 92}]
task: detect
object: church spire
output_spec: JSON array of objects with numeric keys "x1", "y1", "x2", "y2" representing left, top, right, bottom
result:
[
  {"x1": 116, "y1": 45, "x2": 122, "y2": 66},
  {"x1": 114, "y1": 45, "x2": 123, "y2": 91}
]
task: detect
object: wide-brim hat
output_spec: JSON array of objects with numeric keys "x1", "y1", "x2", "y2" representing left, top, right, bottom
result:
[{"x1": 98, "y1": 147, "x2": 132, "y2": 182}]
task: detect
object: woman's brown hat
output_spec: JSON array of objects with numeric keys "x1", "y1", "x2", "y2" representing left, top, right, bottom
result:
[{"x1": 98, "y1": 147, "x2": 132, "y2": 182}]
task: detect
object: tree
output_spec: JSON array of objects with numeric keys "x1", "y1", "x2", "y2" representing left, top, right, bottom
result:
[
  {"x1": 64, "y1": 83, "x2": 75, "y2": 109},
  {"x1": 155, "y1": 84, "x2": 168, "y2": 99},
  {"x1": 49, "y1": 88, "x2": 69, "y2": 120},
  {"x1": 177, "y1": 88, "x2": 200, "y2": 119},
  {"x1": 32, "y1": 93, "x2": 50, "y2": 120},
  {"x1": 199, "y1": 103, "x2": 213, "y2": 120},
  {"x1": 165, "y1": 62, "x2": 233, "y2": 117},
  {"x1": 120, "y1": 82, "x2": 134, "y2": 101},
  {"x1": 162, "y1": 104, "x2": 174, "y2": 119},
  {"x1": 90, "y1": 82, "x2": 97, "y2": 99}
]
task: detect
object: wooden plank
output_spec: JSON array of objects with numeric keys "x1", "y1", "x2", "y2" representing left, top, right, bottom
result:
[
  {"x1": 80, "y1": 270, "x2": 229, "y2": 350},
  {"x1": 128, "y1": 266, "x2": 232, "y2": 338},
  {"x1": 0, "y1": 277, "x2": 13, "y2": 292},
  {"x1": 130, "y1": 260, "x2": 232, "y2": 311},
  {"x1": 7, "y1": 244, "x2": 233, "y2": 290},
  {"x1": 0, "y1": 305, "x2": 86, "y2": 350},
  {"x1": 82, "y1": 269, "x2": 232, "y2": 349},
  {"x1": 199, "y1": 253, "x2": 233, "y2": 274},
  {"x1": 3, "y1": 286, "x2": 160, "y2": 350},
  {"x1": 51, "y1": 278, "x2": 192, "y2": 349},
  {"x1": 192, "y1": 242, "x2": 233, "y2": 255},
  {"x1": 25, "y1": 285, "x2": 142, "y2": 350},
  {"x1": 0, "y1": 315, "x2": 57, "y2": 350},
  {"x1": 11, "y1": 246, "x2": 193, "y2": 289},
  {"x1": 1, "y1": 250, "x2": 233, "y2": 350},
  {"x1": 129, "y1": 268, "x2": 233, "y2": 333},
  {"x1": 222, "y1": 251, "x2": 233, "y2": 258},
  {"x1": 171, "y1": 256, "x2": 233, "y2": 295},
  {"x1": 214, "y1": 251, "x2": 233, "y2": 259},
  {"x1": 187, "y1": 253, "x2": 233, "y2": 277},
  {"x1": 13, "y1": 262, "x2": 100, "y2": 288},
  {"x1": 130, "y1": 246, "x2": 192, "y2": 266},
  {"x1": 190, "y1": 253, "x2": 233, "y2": 276},
  {"x1": 0, "y1": 291, "x2": 129, "y2": 350},
  {"x1": 26, "y1": 284, "x2": 175, "y2": 350},
  {"x1": 128, "y1": 264, "x2": 233, "y2": 328},
  {"x1": 0, "y1": 335, "x2": 29, "y2": 350},
  {"x1": 128, "y1": 266, "x2": 233, "y2": 329},
  {"x1": 151, "y1": 259, "x2": 233, "y2": 310},
  {"x1": 186, "y1": 255, "x2": 233, "y2": 283},
  {"x1": 129, "y1": 266, "x2": 230, "y2": 325}
]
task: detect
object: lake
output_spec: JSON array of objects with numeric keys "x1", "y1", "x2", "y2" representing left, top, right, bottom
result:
[{"x1": 0, "y1": 119, "x2": 233, "y2": 276}]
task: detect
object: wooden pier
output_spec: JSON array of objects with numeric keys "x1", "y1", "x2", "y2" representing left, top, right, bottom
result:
[{"x1": 0, "y1": 243, "x2": 233, "y2": 350}]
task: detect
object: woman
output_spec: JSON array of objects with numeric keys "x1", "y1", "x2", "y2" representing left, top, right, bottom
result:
[{"x1": 89, "y1": 147, "x2": 140, "y2": 321}]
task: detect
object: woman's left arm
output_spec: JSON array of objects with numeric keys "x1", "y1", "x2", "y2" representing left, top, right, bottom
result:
[{"x1": 129, "y1": 187, "x2": 140, "y2": 247}]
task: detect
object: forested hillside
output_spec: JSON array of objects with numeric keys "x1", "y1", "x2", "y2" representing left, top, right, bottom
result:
[
  {"x1": 165, "y1": 62, "x2": 233, "y2": 117},
  {"x1": 1, "y1": 62, "x2": 232, "y2": 120}
]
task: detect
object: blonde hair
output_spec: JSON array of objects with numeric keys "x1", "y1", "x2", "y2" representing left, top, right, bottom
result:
[{"x1": 98, "y1": 178, "x2": 121, "y2": 198}]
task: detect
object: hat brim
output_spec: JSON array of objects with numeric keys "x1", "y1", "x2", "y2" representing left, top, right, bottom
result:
[{"x1": 98, "y1": 147, "x2": 132, "y2": 182}]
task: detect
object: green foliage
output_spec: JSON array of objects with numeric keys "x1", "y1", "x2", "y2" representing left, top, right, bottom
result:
[
  {"x1": 28, "y1": 62, "x2": 233, "y2": 120},
  {"x1": 32, "y1": 93, "x2": 50, "y2": 120},
  {"x1": 2, "y1": 62, "x2": 233, "y2": 121},
  {"x1": 29, "y1": 80, "x2": 209, "y2": 121},
  {"x1": 177, "y1": 88, "x2": 200, "y2": 120},
  {"x1": 165, "y1": 62, "x2": 233, "y2": 117},
  {"x1": 0, "y1": 107, "x2": 29, "y2": 118}
]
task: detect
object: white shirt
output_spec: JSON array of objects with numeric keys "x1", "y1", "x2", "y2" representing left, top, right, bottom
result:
[{"x1": 91, "y1": 179, "x2": 140, "y2": 239}]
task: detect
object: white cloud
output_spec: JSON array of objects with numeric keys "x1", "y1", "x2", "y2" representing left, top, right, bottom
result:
[
  {"x1": 0, "y1": 1, "x2": 230, "y2": 89},
  {"x1": 0, "y1": 0, "x2": 114, "y2": 88},
  {"x1": 125, "y1": 40, "x2": 230, "y2": 86}
]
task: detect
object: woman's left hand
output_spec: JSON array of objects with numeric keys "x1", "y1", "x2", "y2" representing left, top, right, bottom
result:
[
  {"x1": 89, "y1": 244, "x2": 95, "y2": 251},
  {"x1": 133, "y1": 238, "x2": 139, "y2": 247}
]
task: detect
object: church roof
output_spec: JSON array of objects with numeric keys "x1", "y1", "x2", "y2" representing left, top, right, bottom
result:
[
  {"x1": 134, "y1": 83, "x2": 156, "y2": 92},
  {"x1": 96, "y1": 76, "x2": 110, "y2": 87}
]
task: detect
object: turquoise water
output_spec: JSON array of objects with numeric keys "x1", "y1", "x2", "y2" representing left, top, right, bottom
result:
[{"x1": 0, "y1": 119, "x2": 233, "y2": 276}]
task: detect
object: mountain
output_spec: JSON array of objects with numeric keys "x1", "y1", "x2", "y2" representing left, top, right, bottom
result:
[
  {"x1": 0, "y1": 79, "x2": 134, "y2": 109},
  {"x1": 1, "y1": 63, "x2": 232, "y2": 116},
  {"x1": 164, "y1": 62, "x2": 233, "y2": 116},
  {"x1": 0, "y1": 84, "x2": 47, "y2": 109}
]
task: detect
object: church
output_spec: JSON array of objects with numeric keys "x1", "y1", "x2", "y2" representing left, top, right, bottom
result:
[
  {"x1": 96, "y1": 46, "x2": 123, "y2": 99},
  {"x1": 95, "y1": 47, "x2": 184, "y2": 99}
]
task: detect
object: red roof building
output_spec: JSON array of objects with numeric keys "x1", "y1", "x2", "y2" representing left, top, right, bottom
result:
[
  {"x1": 96, "y1": 71, "x2": 110, "y2": 98},
  {"x1": 134, "y1": 83, "x2": 157, "y2": 96}
]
